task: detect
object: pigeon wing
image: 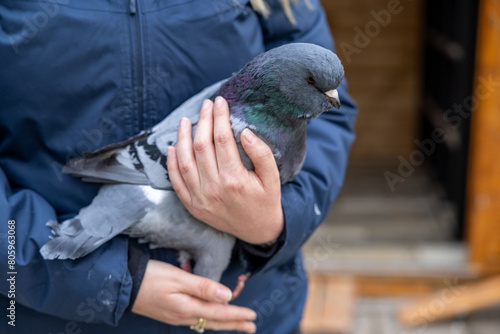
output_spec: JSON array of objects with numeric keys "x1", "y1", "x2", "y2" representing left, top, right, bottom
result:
[{"x1": 63, "y1": 79, "x2": 227, "y2": 189}]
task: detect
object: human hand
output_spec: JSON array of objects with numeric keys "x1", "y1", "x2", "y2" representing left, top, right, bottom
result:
[
  {"x1": 131, "y1": 260, "x2": 257, "y2": 333},
  {"x1": 166, "y1": 97, "x2": 284, "y2": 244}
]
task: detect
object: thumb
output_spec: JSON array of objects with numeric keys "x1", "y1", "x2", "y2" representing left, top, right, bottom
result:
[
  {"x1": 241, "y1": 128, "x2": 279, "y2": 186},
  {"x1": 176, "y1": 269, "x2": 233, "y2": 303}
]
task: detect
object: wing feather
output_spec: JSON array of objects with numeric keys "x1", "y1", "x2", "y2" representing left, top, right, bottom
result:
[{"x1": 62, "y1": 79, "x2": 227, "y2": 189}]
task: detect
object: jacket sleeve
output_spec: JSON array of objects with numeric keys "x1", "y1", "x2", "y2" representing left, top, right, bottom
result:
[
  {"x1": 237, "y1": 0, "x2": 358, "y2": 272},
  {"x1": 0, "y1": 167, "x2": 134, "y2": 325}
]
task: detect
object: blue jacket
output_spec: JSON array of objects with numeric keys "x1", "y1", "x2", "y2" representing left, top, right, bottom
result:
[{"x1": 0, "y1": 1, "x2": 357, "y2": 333}]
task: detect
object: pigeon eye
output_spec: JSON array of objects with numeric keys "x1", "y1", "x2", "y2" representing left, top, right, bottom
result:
[{"x1": 307, "y1": 76, "x2": 316, "y2": 85}]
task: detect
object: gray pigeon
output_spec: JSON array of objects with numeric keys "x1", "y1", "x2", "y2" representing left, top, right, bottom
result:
[{"x1": 40, "y1": 43, "x2": 344, "y2": 282}]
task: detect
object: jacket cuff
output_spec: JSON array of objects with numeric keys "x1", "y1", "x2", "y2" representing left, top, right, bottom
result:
[
  {"x1": 126, "y1": 239, "x2": 150, "y2": 312},
  {"x1": 236, "y1": 227, "x2": 286, "y2": 272}
]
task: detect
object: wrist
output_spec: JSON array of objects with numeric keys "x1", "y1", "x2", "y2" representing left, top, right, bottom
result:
[{"x1": 239, "y1": 207, "x2": 284, "y2": 245}]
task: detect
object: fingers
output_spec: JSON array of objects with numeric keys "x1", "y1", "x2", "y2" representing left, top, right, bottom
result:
[
  {"x1": 167, "y1": 95, "x2": 282, "y2": 243},
  {"x1": 172, "y1": 268, "x2": 257, "y2": 332},
  {"x1": 167, "y1": 146, "x2": 191, "y2": 204},
  {"x1": 169, "y1": 98, "x2": 240, "y2": 208},
  {"x1": 174, "y1": 268, "x2": 233, "y2": 303},
  {"x1": 188, "y1": 298, "x2": 256, "y2": 322},
  {"x1": 182, "y1": 298, "x2": 257, "y2": 333},
  {"x1": 213, "y1": 96, "x2": 244, "y2": 175},
  {"x1": 133, "y1": 261, "x2": 257, "y2": 333},
  {"x1": 192, "y1": 318, "x2": 257, "y2": 333},
  {"x1": 241, "y1": 128, "x2": 280, "y2": 188},
  {"x1": 170, "y1": 117, "x2": 199, "y2": 192},
  {"x1": 207, "y1": 320, "x2": 256, "y2": 333},
  {"x1": 193, "y1": 100, "x2": 218, "y2": 181}
]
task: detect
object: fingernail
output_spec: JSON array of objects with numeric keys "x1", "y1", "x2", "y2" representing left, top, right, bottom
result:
[
  {"x1": 248, "y1": 311, "x2": 257, "y2": 321},
  {"x1": 247, "y1": 322, "x2": 257, "y2": 333},
  {"x1": 216, "y1": 287, "x2": 232, "y2": 302},
  {"x1": 243, "y1": 128, "x2": 257, "y2": 144},
  {"x1": 179, "y1": 117, "x2": 188, "y2": 128},
  {"x1": 202, "y1": 99, "x2": 211, "y2": 111},
  {"x1": 215, "y1": 96, "x2": 224, "y2": 107}
]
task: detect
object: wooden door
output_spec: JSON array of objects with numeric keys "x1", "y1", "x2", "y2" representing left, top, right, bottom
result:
[{"x1": 466, "y1": 0, "x2": 500, "y2": 275}]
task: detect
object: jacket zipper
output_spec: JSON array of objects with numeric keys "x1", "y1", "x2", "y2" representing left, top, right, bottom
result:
[{"x1": 130, "y1": 0, "x2": 144, "y2": 131}]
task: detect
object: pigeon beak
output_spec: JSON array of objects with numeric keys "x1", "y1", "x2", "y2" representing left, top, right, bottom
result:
[{"x1": 325, "y1": 89, "x2": 341, "y2": 109}]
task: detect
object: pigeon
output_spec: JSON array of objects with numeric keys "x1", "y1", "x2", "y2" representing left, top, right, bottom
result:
[{"x1": 40, "y1": 43, "x2": 344, "y2": 282}]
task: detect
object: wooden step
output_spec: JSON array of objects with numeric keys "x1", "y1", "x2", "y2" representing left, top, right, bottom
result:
[
  {"x1": 398, "y1": 275, "x2": 500, "y2": 327},
  {"x1": 302, "y1": 275, "x2": 356, "y2": 333}
]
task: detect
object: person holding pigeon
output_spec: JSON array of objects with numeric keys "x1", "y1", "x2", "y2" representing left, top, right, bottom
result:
[{"x1": 0, "y1": 0, "x2": 357, "y2": 333}]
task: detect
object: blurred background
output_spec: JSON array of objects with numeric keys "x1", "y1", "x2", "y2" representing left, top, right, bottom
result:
[{"x1": 301, "y1": 0, "x2": 500, "y2": 333}]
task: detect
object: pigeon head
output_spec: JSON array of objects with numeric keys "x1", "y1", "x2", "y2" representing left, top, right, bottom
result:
[
  {"x1": 215, "y1": 43, "x2": 345, "y2": 183},
  {"x1": 259, "y1": 43, "x2": 344, "y2": 120}
]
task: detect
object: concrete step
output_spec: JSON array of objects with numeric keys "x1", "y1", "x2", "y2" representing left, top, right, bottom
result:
[{"x1": 303, "y1": 239, "x2": 475, "y2": 278}]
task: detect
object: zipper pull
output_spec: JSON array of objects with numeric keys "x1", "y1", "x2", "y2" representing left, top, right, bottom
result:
[{"x1": 129, "y1": 0, "x2": 137, "y2": 15}]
